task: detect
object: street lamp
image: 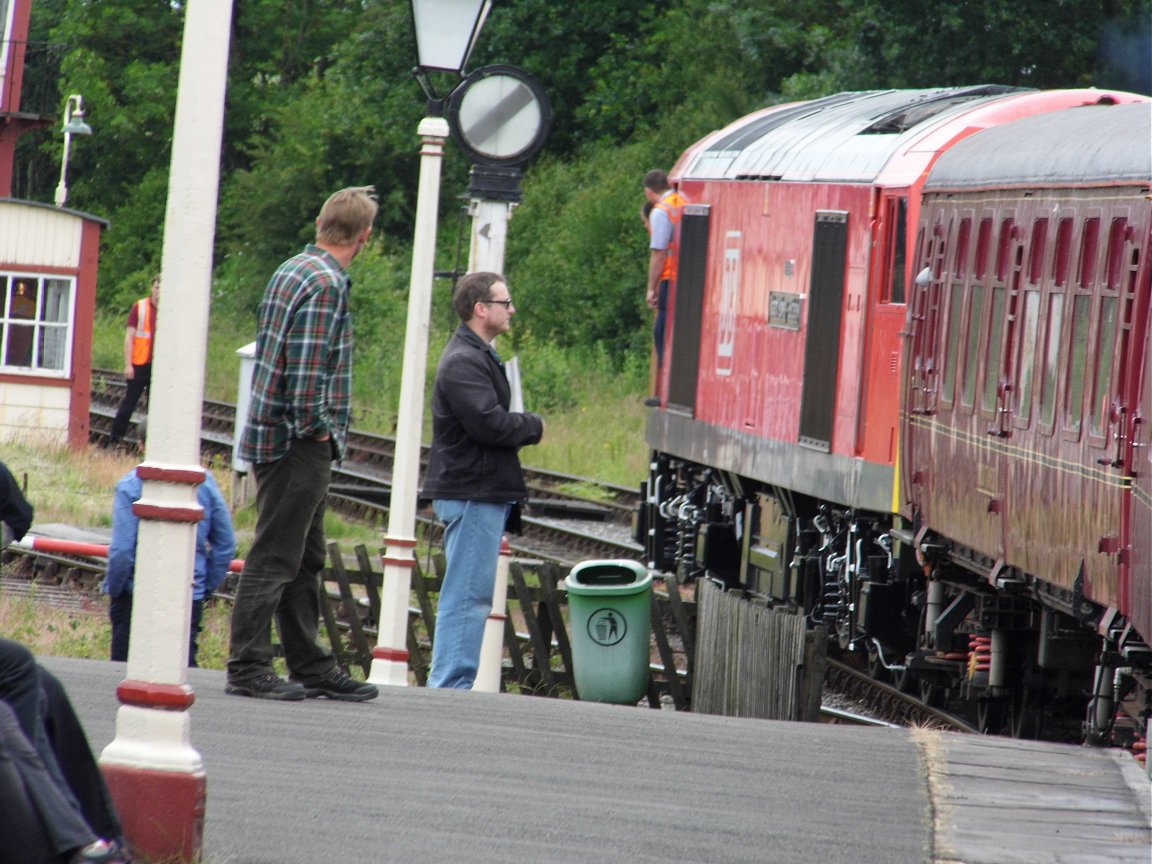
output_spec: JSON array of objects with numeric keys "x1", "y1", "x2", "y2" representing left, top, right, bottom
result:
[
  {"x1": 370, "y1": 0, "x2": 492, "y2": 687},
  {"x1": 54, "y1": 93, "x2": 92, "y2": 207}
]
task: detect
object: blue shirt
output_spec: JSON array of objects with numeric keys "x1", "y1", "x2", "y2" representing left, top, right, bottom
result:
[{"x1": 104, "y1": 469, "x2": 236, "y2": 601}]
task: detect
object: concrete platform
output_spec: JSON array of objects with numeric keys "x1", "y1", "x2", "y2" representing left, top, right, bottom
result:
[{"x1": 43, "y1": 657, "x2": 1151, "y2": 864}]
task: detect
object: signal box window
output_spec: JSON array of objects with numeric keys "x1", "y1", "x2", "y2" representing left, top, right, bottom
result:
[{"x1": 0, "y1": 274, "x2": 73, "y2": 375}]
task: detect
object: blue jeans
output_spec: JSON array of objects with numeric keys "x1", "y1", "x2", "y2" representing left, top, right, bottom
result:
[{"x1": 429, "y1": 499, "x2": 510, "y2": 689}]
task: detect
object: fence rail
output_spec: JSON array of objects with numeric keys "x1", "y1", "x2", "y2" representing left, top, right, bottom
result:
[{"x1": 316, "y1": 542, "x2": 696, "y2": 708}]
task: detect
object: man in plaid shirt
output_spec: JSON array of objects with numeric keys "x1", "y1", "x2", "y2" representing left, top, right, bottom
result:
[{"x1": 226, "y1": 186, "x2": 380, "y2": 702}]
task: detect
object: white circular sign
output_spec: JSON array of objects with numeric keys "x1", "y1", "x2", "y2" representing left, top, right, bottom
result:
[{"x1": 448, "y1": 66, "x2": 551, "y2": 165}]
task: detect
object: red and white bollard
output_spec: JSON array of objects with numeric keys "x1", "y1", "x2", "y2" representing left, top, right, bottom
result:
[{"x1": 474, "y1": 536, "x2": 511, "y2": 693}]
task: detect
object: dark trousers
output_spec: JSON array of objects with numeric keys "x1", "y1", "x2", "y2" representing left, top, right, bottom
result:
[
  {"x1": 109, "y1": 362, "x2": 151, "y2": 441},
  {"x1": 108, "y1": 593, "x2": 132, "y2": 662},
  {"x1": 653, "y1": 279, "x2": 669, "y2": 368},
  {"x1": 0, "y1": 701, "x2": 94, "y2": 861},
  {"x1": 40, "y1": 670, "x2": 122, "y2": 841},
  {"x1": 0, "y1": 639, "x2": 120, "y2": 856},
  {"x1": 228, "y1": 438, "x2": 335, "y2": 683},
  {"x1": 110, "y1": 593, "x2": 207, "y2": 667}
]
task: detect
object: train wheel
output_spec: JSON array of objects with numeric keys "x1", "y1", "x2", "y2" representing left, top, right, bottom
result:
[
  {"x1": 976, "y1": 696, "x2": 1009, "y2": 735},
  {"x1": 1007, "y1": 688, "x2": 1040, "y2": 739},
  {"x1": 919, "y1": 676, "x2": 946, "y2": 709},
  {"x1": 867, "y1": 644, "x2": 890, "y2": 683}
]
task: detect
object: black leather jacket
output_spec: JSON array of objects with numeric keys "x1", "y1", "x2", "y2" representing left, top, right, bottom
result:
[{"x1": 421, "y1": 326, "x2": 543, "y2": 503}]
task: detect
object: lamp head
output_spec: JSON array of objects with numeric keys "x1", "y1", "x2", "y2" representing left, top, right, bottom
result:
[
  {"x1": 62, "y1": 113, "x2": 92, "y2": 136},
  {"x1": 410, "y1": 0, "x2": 492, "y2": 104}
]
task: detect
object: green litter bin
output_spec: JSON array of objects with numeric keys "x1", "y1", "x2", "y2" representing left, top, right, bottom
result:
[{"x1": 565, "y1": 560, "x2": 653, "y2": 704}]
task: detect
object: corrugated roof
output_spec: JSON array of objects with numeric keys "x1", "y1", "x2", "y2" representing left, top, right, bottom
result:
[
  {"x1": 681, "y1": 86, "x2": 1026, "y2": 183},
  {"x1": 924, "y1": 103, "x2": 1152, "y2": 190}
]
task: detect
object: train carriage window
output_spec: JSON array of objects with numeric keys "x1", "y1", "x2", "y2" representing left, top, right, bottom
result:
[
  {"x1": 1014, "y1": 289, "x2": 1041, "y2": 426},
  {"x1": 953, "y1": 218, "x2": 971, "y2": 278},
  {"x1": 974, "y1": 219, "x2": 992, "y2": 281},
  {"x1": 883, "y1": 197, "x2": 908, "y2": 304},
  {"x1": 1027, "y1": 219, "x2": 1048, "y2": 285},
  {"x1": 1078, "y1": 218, "x2": 1101, "y2": 288},
  {"x1": 941, "y1": 283, "x2": 965, "y2": 404},
  {"x1": 1063, "y1": 292, "x2": 1092, "y2": 436},
  {"x1": 1105, "y1": 218, "x2": 1129, "y2": 290},
  {"x1": 982, "y1": 285, "x2": 1008, "y2": 413},
  {"x1": 995, "y1": 218, "x2": 1015, "y2": 282},
  {"x1": 961, "y1": 284, "x2": 983, "y2": 408},
  {"x1": 1053, "y1": 218, "x2": 1073, "y2": 286},
  {"x1": 1089, "y1": 295, "x2": 1119, "y2": 440},
  {"x1": 1039, "y1": 292, "x2": 1065, "y2": 430}
]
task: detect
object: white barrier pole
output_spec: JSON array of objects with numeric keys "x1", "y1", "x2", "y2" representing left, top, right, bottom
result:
[
  {"x1": 474, "y1": 536, "x2": 511, "y2": 692},
  {"x1": 96, "y1": 1, "x2": 232, "y2": 860},
  {"x1": 369, "y1": 115, "x2": 449, "y2": 686}
]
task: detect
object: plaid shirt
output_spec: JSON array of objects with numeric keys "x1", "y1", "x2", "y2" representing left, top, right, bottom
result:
[{"x1": 239, "y1": 245, "x2": 353, "y2": 465}]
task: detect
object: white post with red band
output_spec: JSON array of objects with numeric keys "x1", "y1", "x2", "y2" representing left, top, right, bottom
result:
[
  {"x1": 97, "y1": 2, "x2": 233, "y2": 861},
  {"x1": 370, "y1": 115, "x2": 450, "y2": 687},
  {"x1": 474, "y1": 536, "x2": 511, "y2": 692}
]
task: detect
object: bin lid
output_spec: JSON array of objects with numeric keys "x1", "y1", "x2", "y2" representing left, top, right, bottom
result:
[{"x1": 565, "y1": 559, "x2": 651, "y2": 594}]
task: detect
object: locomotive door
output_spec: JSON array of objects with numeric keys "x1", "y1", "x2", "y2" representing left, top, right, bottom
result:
[
  {"x1": 903, "y1": 222, "x2": 945, "y2": 520},
  {"x1": 666, "y1": 204, "x2": 710, "y2": 413},
  {"x1": 798, "y1": 211, "x2": 848, "y2": 451}
]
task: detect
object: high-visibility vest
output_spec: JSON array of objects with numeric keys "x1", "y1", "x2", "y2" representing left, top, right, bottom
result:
[
  {"x1": 654, "y1": 190, "x2": 687, "y2": 282},
  {"x1": 129, "y1": 298, "x2": 156, "y2": 366}
]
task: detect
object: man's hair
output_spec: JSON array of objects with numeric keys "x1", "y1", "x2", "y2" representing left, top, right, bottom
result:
[
  {"x1": 453, "y1": 271, "x2": 506, "y2": 322},
  {"x1": 316, "y1": 186, "x2": 379, "y2": 245},
  {"x1": 643, "y1": 170, "x2": 670, "y2": 193}
]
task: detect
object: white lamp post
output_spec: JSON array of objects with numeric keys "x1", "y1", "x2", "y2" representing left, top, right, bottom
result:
[
  {"x1": 370, "y1": 0, "x2": 492, "y2": 687},
  {"x1": 53, "y1": 94, "x2": 92, "y2": 207}
]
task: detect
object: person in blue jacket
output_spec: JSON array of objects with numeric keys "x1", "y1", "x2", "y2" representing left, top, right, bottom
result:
[{"x1": 104, "y1": 465, "x2": 236, "y2": 667}]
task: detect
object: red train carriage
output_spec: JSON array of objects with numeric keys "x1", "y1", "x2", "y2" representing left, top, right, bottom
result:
[
  {"x1": 905, "y1": 103, "x2": 1152, "y2": 742},
  {"x1": 638, "y1": 87, "x2": 1150, "y2": 742}
]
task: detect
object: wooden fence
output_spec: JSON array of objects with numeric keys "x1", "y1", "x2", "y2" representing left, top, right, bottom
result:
[
  {"x1": 691, "y1": 579, "x2": 825, "y2": 721},
  {"x1": 314, "y1": 543, "x2": 697, "y2": 709}
]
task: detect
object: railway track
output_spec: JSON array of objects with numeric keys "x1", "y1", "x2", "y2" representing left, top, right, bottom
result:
[
  {"x1": 823, "y1": 659, "x2": 977, "y2": 734},
  {"x1": 89, "y1": 369, "x2": 643, "y2": 568}
]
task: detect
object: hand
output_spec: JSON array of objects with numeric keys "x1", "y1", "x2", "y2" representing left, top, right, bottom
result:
[
  {"x1": 646, "y1": 289, "x2": 658, "y2": 309},
  {"x1": 124, "y1": 365, "x2": 135, "y2": 379}
]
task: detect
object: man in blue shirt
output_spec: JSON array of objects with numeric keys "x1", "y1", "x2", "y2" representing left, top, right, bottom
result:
[{"x1": 104, "y1": 467, "x2": 236, "y2": 667}]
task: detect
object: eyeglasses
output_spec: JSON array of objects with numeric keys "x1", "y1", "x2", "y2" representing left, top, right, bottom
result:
[{"x1": 482, "y1": 298, "x2": 514, "y2": 308}]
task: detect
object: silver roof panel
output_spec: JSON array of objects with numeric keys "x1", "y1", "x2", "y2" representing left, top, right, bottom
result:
[
  {"x1": 924, "y1": 103, "x2": 1152, "y2": 190},
  {"x1": 681, "y1": 86, "x2": 1025, "y2": 183}
]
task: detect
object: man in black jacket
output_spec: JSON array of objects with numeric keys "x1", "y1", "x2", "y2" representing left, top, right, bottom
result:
[
  {"x1": 421, "y1": 272, "x2": 544, "y2": 689},
  {"x1": 0, "y1": 459, "x2": 33, "y2": 550}
]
